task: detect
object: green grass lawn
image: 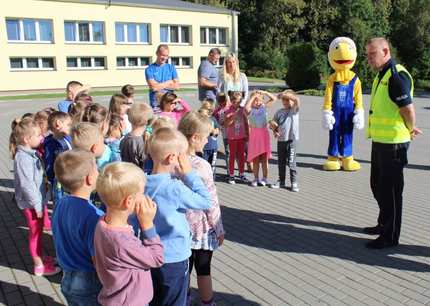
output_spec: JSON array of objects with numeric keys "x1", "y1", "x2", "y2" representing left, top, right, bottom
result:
[{"x1": 247, "y1": 76, "x2": 285, "y2": 84}]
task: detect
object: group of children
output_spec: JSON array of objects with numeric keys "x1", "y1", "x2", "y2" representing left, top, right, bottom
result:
[{"x1": 9, "y1": 80, "x2": 300, "y2": 306}]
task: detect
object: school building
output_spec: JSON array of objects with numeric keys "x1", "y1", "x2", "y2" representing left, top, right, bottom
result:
[{"x1": 0, "y1": 0, "x2": 238, "y2": 92}]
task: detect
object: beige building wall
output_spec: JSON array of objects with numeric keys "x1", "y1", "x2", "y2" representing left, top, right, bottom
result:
[{"x1": 0, "y1": 0, "x2": 236, "y2": 91}]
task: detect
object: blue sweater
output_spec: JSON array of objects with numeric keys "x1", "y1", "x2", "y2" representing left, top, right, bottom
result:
[
  {"x1": 134, "y1": 171, "x2": 211, "y2": 263},
  {"x1": 43, "y1": 134, "x2": 71, "y2": 184}
]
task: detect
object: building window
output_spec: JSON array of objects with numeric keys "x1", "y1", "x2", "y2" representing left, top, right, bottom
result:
[
  {"x1": 9, "y1": 57, "x2": 55, "y2": 71},
  {"x1": 169, "y1": 57, "x2": 192, "y2": 68},
  {"x1": 115, "y1": 22, "x2": 150, "y2": 44},
  {"x1": 200, "y1": 56, "x2": 225, "y2": 67},
  {"x1": 64, "y1": 21, "x2": 104, "y2": 43},
  {"x1": 160, "y1": 25, "x2": 190, "y2": 44},
  {"x1": 200, "y1": 27, "x2": 227, "y2": 45},
  {"x1": 116, "y1": 56, "x2": 151, "y2": 69},
  {"x1": 6, "y1": 18, "x2": 53, "y2": 43},
  {"x1": 66, "y1": 56, "x2": 106, "y2": 70}
]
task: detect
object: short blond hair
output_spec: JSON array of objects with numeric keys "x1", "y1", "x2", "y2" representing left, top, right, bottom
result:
[
  {"x1": 278, "y1": 90, "x2": 300, "y2": 110},
  {"x1": 151, "y1": 116, "x2": 176, "y2": 133},
  {"x1": 97, "y1": 162, "x2": 146, "y2": 208},
  {"x1": 199, "y1": 100, "x2": 215, "y2": 117},
  {"x1": 148, "y1": 127, "x2": 188, "y2": 160},
  {"x1": 178, "y1": 111, "x2": 211, "y2": 140},
  {"x1": 71, "y1": 122, "x2": 103, "y2": 151},
  {"x1": 54, "y1": 149, "x2": 96, "y2": 192},
  {"x1": 127, "y1": 103, "x2": 153, "y2": 127}
]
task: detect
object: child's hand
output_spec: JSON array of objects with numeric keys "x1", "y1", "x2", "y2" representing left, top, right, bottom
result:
[
  {"x1": 217, "y1": 234, "x2": 225, "y2": 246},
  {"x1": 36, "y1": 211, "x2": 43, "y2": 219},
  {"x1": 136, "y1": 195, "x2": 157, "y2": 231},
  {"x1": 176, "y1": 153, "x2": 192, "y2": 176}
]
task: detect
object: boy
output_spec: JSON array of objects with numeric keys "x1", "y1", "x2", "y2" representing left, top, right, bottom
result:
[
  {"x1": 120, "y1": 103, "x2": 153, "y2": 170},
  {"x1": 143, "y1": 128, "x2": 211, "y2": 306},
  {"x1": 71, "y1": 122, "x2": 106, "y2": 161},
  {"x1": 57, "y1": 80, "x2": 86, "y2": 113},
  {"x1": 52, "y1": 149, "x2": 104, "y2": 305},
  {"x1": 94, "y1": 162, "x2": 164, "y2": 306},
  {"x1": 43, "y1": 111, "x2": 72, "y2": 203}
]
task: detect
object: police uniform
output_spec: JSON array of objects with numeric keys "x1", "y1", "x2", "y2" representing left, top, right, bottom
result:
[{"x1": 366, "y1": 59, "x2": 413, "y2": 248}]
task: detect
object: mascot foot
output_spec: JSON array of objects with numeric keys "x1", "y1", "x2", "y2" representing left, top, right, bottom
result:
[
  {"x1": 342, "y1": 156, "x2": 361, "y2": 171},
  {"x1": 323, "y1": 156, "x2": 341, "y2": 171}
]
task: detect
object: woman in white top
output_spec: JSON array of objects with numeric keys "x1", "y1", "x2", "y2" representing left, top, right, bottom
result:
[{"x1": 218, "y1": 53, "x2": 249, "y2": 107}]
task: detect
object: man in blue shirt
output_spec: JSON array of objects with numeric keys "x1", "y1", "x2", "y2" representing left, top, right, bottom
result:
[
  {"x1": 145, "y1": 44, "x2": 179, "y2": 109},
  {"x1": 198, "y1": 48, "x2": 221, "y2": 102}
]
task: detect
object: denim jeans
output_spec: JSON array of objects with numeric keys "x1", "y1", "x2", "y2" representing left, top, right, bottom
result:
[
  {"x1": 150, "y1": 260, "x2": 189, "y2": 306},
  {"x1": 61, "y1": 271, "x2": 102, "y2": 306}
]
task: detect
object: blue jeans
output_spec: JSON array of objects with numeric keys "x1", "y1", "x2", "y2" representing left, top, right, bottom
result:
[
  {"x1": 61, "y1": 271, "x2": 102, "y2": 306},
  {"x1": 150, "y1": 260, "x2": 189, "y2": 306}
]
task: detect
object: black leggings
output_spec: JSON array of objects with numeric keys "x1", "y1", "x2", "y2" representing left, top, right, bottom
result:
[{"x1": 189, "y1": 249, "x2": 213, "y2": 276}]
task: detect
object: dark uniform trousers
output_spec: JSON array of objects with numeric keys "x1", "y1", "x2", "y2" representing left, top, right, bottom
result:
[{"x1": 370, "y1": 141, "x2": 409, "y2": 244}]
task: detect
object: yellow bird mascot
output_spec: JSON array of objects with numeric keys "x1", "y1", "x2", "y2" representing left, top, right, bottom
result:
[{"x1": 322, "y1": 37, "x2": 364, "y2": 171}]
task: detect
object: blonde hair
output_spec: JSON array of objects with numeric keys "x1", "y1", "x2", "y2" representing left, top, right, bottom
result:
[
  {"x1": 278, "y1": 90, "x2": 300, "y2": 111},
  {"x1": 9, "y1": 117, "x2": 39, "y2": 158},
  {"x1": 151, "y1": 116, "x2": 176, "y2": 133},
  {"x1": 71, "y1": 122, "x2": 103, "y2": 151},
  {"x1": 109, "y1": 93, "x2": 128, "y2": 114},
  {"x1": 127, "y1": 103, "x2": 153, "y2": 127},
  {"x1": 223, "y1": 53, "x2": 241, "y2": 83},
  {"x1": 96, "y1": 162, "x2": 146, "y2": 208},
  {"x1": 148, "y1": 127, "x2": 188, "y2": 160},
  {"x1": 54, "y1": 149, "x2": 96, "y2": 192},
  {"x1": 199, "y1": 99, "x2": 215, "y2": 117},
  {"x1": 48, "y1": 111, "x2": 71, "y2": 131},
  {"x1": 178, "y1": 111, "x2": 211, "y2": 140}
]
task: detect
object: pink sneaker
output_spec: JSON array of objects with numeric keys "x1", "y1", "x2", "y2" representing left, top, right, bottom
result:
[{"x1": 34, "y1": 264, "x2": 61, "y2": 277}]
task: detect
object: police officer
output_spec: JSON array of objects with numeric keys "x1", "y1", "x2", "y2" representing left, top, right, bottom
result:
[{"x1": 364, "y1": 37, "x2": 422, "y2": 249}]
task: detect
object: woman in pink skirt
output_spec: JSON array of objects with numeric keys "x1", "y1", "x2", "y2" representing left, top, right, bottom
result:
[{"x1": 244, "y1": 90, "x2": 276, "y2": 187}]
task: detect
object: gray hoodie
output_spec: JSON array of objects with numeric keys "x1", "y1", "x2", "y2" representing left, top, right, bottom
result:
[{"x1": 14, "y1": 146, "x2": 47, "y2": 212}]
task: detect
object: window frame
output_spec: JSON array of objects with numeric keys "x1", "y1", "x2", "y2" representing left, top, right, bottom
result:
[
  {"x1": 114, "y1": 22, "x2": 150, "y2": 44},
  {"x1": 64, "y1": 21, "x2": 105, "y2": 44},
  {"x1": 66, "y1": 56, "x2": 107, "y2": 70},
  {"x1": 200, "y1": 27, "x2": 228, "y2": 46},
  {"x1": 116, "y1": 56, "x2": 152, "y2": 69},
  {"x1": 160, "y1": 24, "x2": 191, "y2": 45},
  {"x1": 9, "y1": 57, "x2": 56, "y2": 71},
  {"x1": 168, "y1": 56, "x2": 192, "y2": 69},
  {"x1": 6, "y1": 18, "x2": 53, "y2": 43}
]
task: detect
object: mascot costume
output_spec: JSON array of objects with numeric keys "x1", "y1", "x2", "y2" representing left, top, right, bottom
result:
[{"x1": 322, "y1": 37, "x2": 364, "y2": 171}]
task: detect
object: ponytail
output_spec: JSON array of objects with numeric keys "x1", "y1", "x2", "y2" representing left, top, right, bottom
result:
[{"x1": 9, "y1": 117, "x2": 37, "y2": 159}]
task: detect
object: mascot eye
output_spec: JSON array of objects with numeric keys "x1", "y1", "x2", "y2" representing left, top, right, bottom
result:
[{"x1": 335, "y1": 46, "x2": 339, "y2": 50}]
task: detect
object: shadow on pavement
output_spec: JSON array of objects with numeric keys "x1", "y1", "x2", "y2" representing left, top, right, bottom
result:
[
  {"x1": 222, "y1": 206, "x2": 430, "y2": 273},
  {"x1": 189, "y1": 287, "x2": 261, "y2": 306},
  {"x1": 0, "y1": 281, "x2": 63, "y2": 305}
]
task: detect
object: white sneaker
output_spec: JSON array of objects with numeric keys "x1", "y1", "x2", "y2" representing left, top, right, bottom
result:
[
  {"x1": 291, "y1": 182, "x2": 299, "y2": 192},
  {"x1": 250, "y1": 180, "x2": 258, "y2": 187},
  {"x1": 259, "y1": 178, "x2": 267, "y2": 186},
  {"x1": 227, "y1": 176, "x2": 236, "y2": 185}
]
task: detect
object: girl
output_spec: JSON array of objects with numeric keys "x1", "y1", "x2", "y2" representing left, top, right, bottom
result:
[
  {"x1": 213, "y1": 93, "x2": 231, "y2": 175},
  {"x1": 224, "y1": 91, "x2": 249, "y2": 184},
  {"x1": 158, "y1": 92, "x2": 191, "y2": 125},
  {"x1": 244, "y1": 90, "x2": 276, "y2": 187},
  {"x1": 105, "y1": 113, "x2": 123, "y2": 162},
  {"x1": 121, "y1": 84, "x2": 135, "y2": 104},
  {"x1": 269, "y1": 90, "x2": 300, "y2": 192},
  {"x1": 199, "y1": 100, "x2": 219, "y2": 177},
  {"x1": 178, "y1": 112, "x2": 224, "y2": 306},
  {"x1": 10, "y1": 118, "x2": 61, "y2": 276},
  {"x1": 109, "y1": 93, "x2": 132, "y2": 135}
]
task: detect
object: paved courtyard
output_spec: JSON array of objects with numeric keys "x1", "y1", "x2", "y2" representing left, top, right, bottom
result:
[{"x1": 0, "y1": 92, "x2": 429, "y2": 306}]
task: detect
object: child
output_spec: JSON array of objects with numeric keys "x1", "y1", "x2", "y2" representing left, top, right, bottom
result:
[
  {"x1": 94, "y1": 162, "x2": 164, "y2": 306},
  {"x1": 43, "y1": 111, "x2": 72, "y2": 203},
  {"x1": 82, "y1": 103, "x2": 118, "y2": 168},
  {"x1": 244, "y1": 90, "x2": 276, "y2": 187},
  {"x1": 158, "y1": 92, "x2": 191, "y2": 125},
  {"x1": 10, "y1": 118, "x2": 61, "y2": 276},
  {"x1": 178, "y1": 112, "x2": 224, "y2": 306},
  {"x1": 105, "y1": 113, "x2": 123, "y2": 162},
  {"x1": 142, "y1": 127, "x2": 211, "y2": 306},
  {"x1": 213, "y1": 93, "x2": 231, "y2": 176},
  {"x1": 34, "y1": 108, "x2": 54, "y2": 159},
  {"x1": 199, "y1": 100, "x2": 219, "y2": 177},
  {"x1": 269, "y1": 90, "x2": 300, "y2": 192},
  {"x1": 120, "y1": 103, "x2": 153, "y2": 171},
  {"x1": 71, "y1": 122, "x2": 106, "y2": 163},
  {"x1": 109, "y1": 93, "x2": 132, "y2": 135},
  {"x1": 52, "y1": 149, "x2": 104, "y2": 304},
  {"x1": 57, "y1": 80, "x2": 83, "y2": 113},
  {"x1": 121, "y1": 84, "x2": 135, "y2": 104},
  {"x1": 223, "y1": 91, "x2": 249, "y2": 184}
]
